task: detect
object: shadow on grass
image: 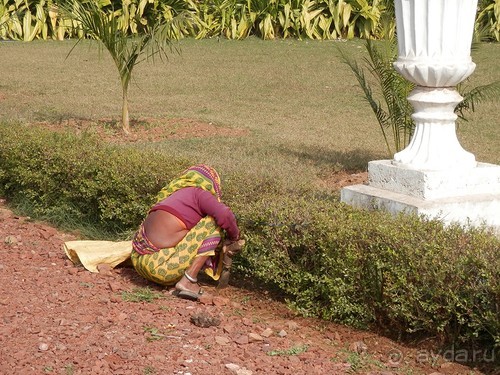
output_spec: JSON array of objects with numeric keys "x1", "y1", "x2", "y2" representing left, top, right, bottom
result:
[
  {"x1": 276, "y1": 144, "x2": 386, "y2": 172},
  {"x1": 31, "y1": 112, "x2": 149, "y2": 129}
]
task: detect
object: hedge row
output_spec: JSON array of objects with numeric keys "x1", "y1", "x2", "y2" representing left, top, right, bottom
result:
[
  {"x1": 232, "y1": 194, "x2": 500, "y2": 349},
  {"x1": 0, "y1": 122, "x2": 190, "y2": 233},
  {"x1": 1, "y1": 121, "x2": 499, "y2": 351}
]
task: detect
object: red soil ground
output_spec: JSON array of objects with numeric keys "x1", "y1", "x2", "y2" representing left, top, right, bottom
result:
[{"x1": 0, "y1": 120, "x2": 495, "y2": 375}]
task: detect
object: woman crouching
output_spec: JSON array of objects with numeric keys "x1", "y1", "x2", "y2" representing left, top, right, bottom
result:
[{"x1": 131, "y1": 164, "x2": 242, "y2": 300}]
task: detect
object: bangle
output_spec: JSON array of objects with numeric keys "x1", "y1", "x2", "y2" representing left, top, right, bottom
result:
[{"x1": 184, "y1": 271, "x2": 198, "y2": 283}]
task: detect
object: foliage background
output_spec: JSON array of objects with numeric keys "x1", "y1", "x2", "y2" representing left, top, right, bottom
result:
[{"x1": 1, "y1": 0, "x2": 499, "y2": 42}]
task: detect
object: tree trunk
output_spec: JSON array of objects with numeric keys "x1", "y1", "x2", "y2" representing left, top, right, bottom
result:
[{"x1": 122, "y1": 86, "x2": 130, "y2": 135}]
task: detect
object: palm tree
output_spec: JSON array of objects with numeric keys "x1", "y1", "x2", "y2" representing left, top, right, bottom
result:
[
  {"x1": 340, "y1": 38, "x2": 413, "y2": 156},
  {"x1": 340, "y1": 35, "x2": 500, "y2": 156},
  {"x1": 56, "y1": 0, "x2": 188, "y2": 134}
]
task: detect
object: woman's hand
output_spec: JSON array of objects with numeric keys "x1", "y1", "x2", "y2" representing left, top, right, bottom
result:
[{"x1": 222, "y1": 239, "x2": 245, "y2": 256}]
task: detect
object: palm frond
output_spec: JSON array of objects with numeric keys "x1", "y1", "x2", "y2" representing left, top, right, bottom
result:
[
  {"x1": 340, "y1": 36, "x2": 416, "y2": 155},
  {"x1": 364, "y1": 39, "x2": 415, "y2": 151},
  {"x1": 339, "y1": 46, "x2": 394, "y2": 155},
  {"x1": 456, "y1": 81, "x2": 500, "y2": 121}
]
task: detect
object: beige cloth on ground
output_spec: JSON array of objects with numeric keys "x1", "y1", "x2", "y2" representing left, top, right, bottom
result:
[{"x1": 64, "y1": 240, "x2": 132, "y2": 273}]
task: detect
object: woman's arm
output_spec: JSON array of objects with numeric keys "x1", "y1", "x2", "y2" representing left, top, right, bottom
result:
[{"x1": 196, "y1": 189, "x2": 240, "y2": 240}]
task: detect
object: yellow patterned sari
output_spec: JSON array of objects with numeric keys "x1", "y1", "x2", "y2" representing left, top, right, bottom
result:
[{"x1": 131, "y1": 165, "x2": 224, "y2": 286}]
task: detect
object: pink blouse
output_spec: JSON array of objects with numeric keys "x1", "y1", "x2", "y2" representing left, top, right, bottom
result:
[{"x1": 150, "y1": 187, "x2": 240, "y2": 241}]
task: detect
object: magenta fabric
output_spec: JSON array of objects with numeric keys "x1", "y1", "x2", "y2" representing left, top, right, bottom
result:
[
  {"x1": 150, "y1": 187, "x2": 240, "y2": 241},
  {"x1": 132, "y1": 224, "x2": 160, "y2": 255}
]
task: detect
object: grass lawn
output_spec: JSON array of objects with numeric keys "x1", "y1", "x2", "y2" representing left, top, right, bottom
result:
[{"x1": 0, "y1": 38, "x2": 499, "y2": 188}]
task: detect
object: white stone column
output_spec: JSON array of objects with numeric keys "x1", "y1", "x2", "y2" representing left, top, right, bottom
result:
[
  {"x1": 392, "y1": 0, "x2": 478, "y2": 170},
  {"x1": 341, "y1": 0, "x2": 500, "y2": 235}
]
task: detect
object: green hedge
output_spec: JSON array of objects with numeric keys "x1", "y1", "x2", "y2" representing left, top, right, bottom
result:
[
  {"x1": 232, "y1": 195, "x2": 500, "y2": 348},
  {"x1": 0, "y1": 122, "x2": 190, "y2": 232},
  {"x1": 1, "y1": 121, "x2": 499, "y2": 350}
]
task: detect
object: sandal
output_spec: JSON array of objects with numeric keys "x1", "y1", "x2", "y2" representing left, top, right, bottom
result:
[
  {"x1": 174, "y1": 271, "x2": 204, "y2": 301},
  {"x1": 174, "y1": 288, "x2": 204, "y2": 301}
]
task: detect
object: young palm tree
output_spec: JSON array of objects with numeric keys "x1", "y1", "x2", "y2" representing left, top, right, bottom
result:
[
  {"x1": 340, "y1": 38, "x2": 414, "y2": 155},
  {"x1": 341, "y1": 35, "x2": 500, "y2": 156},
  {"x1": 56, "y1": 0, "x2": 188, "y2": 134}
]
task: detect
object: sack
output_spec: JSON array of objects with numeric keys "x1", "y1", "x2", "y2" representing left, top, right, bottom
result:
[{"x1": 64, "y1": 240, "x2": 132, "y2": 273}]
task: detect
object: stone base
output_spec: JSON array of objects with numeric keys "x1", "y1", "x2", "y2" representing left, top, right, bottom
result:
[
  {"x1": 368, "y1": 160, "x2": 500, "y2": 200},
  {"x1": 341, "y1": 160, "x2": 500, "y2": 235}
]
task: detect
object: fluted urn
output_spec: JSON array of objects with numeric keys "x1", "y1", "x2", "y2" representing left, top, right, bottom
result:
[{"x1": 392, "y1": 0, "x2": 479, "y2": 170}]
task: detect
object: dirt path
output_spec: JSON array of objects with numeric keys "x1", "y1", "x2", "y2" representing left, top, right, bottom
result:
[{"x1": 0, "y1": 200, "x2": 487, "y2": 375}]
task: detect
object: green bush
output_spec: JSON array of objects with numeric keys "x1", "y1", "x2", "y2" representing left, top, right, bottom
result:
[
  {"x1": 231, "y1": 194, "x2": 500, "y2": 348},
  {"x1": 0, "y1": 122, "x2": 190, "y2": 233},
  {"x1": 1, "y1": 121, "x2": 499, "y2": 350}
]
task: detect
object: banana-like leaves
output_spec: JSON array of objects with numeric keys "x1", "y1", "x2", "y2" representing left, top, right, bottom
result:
[
  {"x1": 476, "y1": 0, "x2": 500, "y2": 42},
  {"x1": 0, "y1": 0, "x2": 498, "y2": 42}
]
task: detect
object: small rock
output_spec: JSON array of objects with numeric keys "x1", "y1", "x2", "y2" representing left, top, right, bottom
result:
[
  {"x1": 234, "y1": 335, "x2": 249, "y2": 345},
  {"x1": 231, "y1": 301, "x2": 243, "y2": 309},
  {"x1": 199, "y1": 293, "x2": 213, "y2": 305},
  {"x1": 39, "y1": 230, "x2": 52, "y2": 240},
  {"x1": 225, "y1": 364, "x2": 253, "y2": 375},
  {"x1": 108, "y1": 281, "x2": 122, "y2": 292},
  {"x1": 289, "y1": 356, "x2": 301, "y2": 364},
  {"x1": 117, "y1": 312, "x2": 128, "y2": 321},
  {"x1": 286, "y1": 321, "x2": 300, "y2": 330},
  {"x1": 97, "y1": 263, "x2": 113, "y2": 275},
  {"x1": 215, "y1": 336, "x2": 231, "y2": 346},
  {"x1": 261, "y1": 328, "x2": 274, "y2": 338},
  {"x1": 277, "y1": 330, "x2": 287, "y2": 337},
  {"x1": 349, "y1": 341, "x2": 368, "y2": 354},
  {"x1": 212, "y1": 296, "x2": 230, "y2": 306},
  {"x1": 38, "y1": 343, "x2": 49, "y2": 351},
  {"x1": 58, "y1": 318, "x2": 71, "y2": 326},
  {"x1": 67, "y1": 268, "x2": 79, "y2": 275},
  {"x1": 55, "y1": 342, "x2": 68, "y2": 351},
  {"x1": 248, "y1": 333, "x2": 264, "y2": 342},
  {"x1": 237, "y1": 368, "x2": 253, "y2": 375},
  {"x1": 190, "y1": 312, "x2": 221, "y2": 328},
  {"x1": 242, "y1": 318, "x2": 253, "y2": 326},
  {"x1": 225, "y1": 363, "x2": 241, "y2": 374}
]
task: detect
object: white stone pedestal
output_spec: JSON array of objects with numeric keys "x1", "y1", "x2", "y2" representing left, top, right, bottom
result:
[
  {"x1": 340, "y1": 1, "x2": 498, "y2": 234},
  {"x1": 341, "y1": 160, "x2": 500, "y2": 234}
]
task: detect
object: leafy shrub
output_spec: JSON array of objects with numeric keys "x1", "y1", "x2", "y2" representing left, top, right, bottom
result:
[
  {"x1": 0, "y1": 122, "x2": 190, "y2": 233},
  {"x1": 231, "y1": 194, "x2": 500, "y2": 349},
  {"x1": 1, "y1": 121, "x2": 498, "y2": 350},
  {"x1": 1, "y1": 0, "x2": 499, "y2": 42}
]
